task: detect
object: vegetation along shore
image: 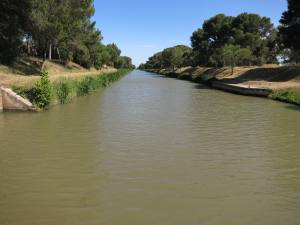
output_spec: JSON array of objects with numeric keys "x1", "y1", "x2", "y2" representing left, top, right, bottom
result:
[
  {"x1": 0, "y1": 0, "x2": 134, "y2": 111},
  {"x1": 139, "y1": 0, "x2": 300, "y2": 106}
]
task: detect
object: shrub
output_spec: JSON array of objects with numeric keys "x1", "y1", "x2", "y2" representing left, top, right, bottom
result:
[
  {"x1": 76, "y1": 77, "x2": 93, "y2": 96},
  {"x1": 27, "y1": 70, "x2": 52, "y2": 109}
]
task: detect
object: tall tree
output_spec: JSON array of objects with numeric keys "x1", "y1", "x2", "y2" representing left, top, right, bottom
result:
[
  {"x1": 221, "y1": 44, "x2": 253, "y2": 74},
  {"x1": 191, "y1": 13, "x2": 278, "y2": 66},
  {"x1": 279, "y1": 0, "x2": 300, "y2": 63},
  {"x1": 0, "y1": 0, "x2": 31, "y2": 64}
]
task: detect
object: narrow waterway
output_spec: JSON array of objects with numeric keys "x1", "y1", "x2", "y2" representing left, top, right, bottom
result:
[{"x1": 0, "y1": 70, "x2": 300, "y2": 225}]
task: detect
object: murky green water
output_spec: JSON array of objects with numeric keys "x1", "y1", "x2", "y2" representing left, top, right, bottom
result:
[{"x1": 0, "y1": 70, "x2": 300, "y2": 225}]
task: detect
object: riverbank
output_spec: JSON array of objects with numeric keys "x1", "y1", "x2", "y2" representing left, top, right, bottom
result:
[
  {"x1": 0, "y1": 58, "x2": 132, "y2": 111},
  {"x1": 0, "y1": 57, "x2": 131, "y2": 111},
  {"x1": 11, "y1": 69, "x2": 131, "y2": 110},
  {"x1": 144, "y1": 65, "x2": 300, "y2": 106}
]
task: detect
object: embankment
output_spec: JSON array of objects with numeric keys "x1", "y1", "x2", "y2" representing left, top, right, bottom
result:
[
  {"x1": 144, "y1": 65, "x2": 300, "y2": 106},
  {"x1": 0, "y1": 69, "x2": 131, "y2": 112},
  {"x1": 0, "y1": 57, "x2": 116, "y2": 87}
]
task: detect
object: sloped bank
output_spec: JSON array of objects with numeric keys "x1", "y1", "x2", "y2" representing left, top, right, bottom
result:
[
  {"x1": 143, "y1": 67, "x2": 300, "y2": 107},
  {"x1": 1, "y1": 69, "x2": 131, "y2": 112}
]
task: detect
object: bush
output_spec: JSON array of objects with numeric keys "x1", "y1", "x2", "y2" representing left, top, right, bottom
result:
[{"x1": 25, "y1": 70, "x2": 52, "y2": 109}]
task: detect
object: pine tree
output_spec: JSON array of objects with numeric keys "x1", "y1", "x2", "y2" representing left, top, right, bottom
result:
[{"x1": 279, "y1": 0, "x2": 300, "y2": 63}]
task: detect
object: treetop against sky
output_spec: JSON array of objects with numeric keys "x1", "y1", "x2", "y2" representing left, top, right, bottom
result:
[{"x1": 93, "y1": 0, "x2": 287, "y2": 65}]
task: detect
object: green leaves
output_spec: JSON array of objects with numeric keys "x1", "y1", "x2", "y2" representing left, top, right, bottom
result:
[
  {"x1": 0, "y1": 0, "x2": 31, "y2": 64},
  {"x1": 221, "y1": 44, "x2": 253, "y2": 74},
  {"x1": 22, "y1": 69, "x2": 52, "y2": 109},
  {"x1": 190, "y1": 13, "x2": 278, "y2": 66},
  {"x1": 142, "y1": 45, "x2": 192, "y2": 70},
  {"x1": 279, "y1": 0, "x2": 300, "y2": 63}
]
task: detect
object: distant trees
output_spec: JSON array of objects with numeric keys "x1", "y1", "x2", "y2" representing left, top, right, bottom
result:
[
  {"x1": 141, "y1": 12, "x2": 283, "y2": 70},
  {"x1": 162, "y1": 45, "x2": 192, "y2": 70},
  {"x1": 279, "y1": 0, "x2": 300, "y2": 63},
  {"x1": 140, "y1": 45, "x2": 192, "y2": 70},
  {"x1": 115, "y1": 56, "x2": 135, "y2": 69},
  {"x1": 0, "y1": 0, "x2": 134, "y2": 69}
]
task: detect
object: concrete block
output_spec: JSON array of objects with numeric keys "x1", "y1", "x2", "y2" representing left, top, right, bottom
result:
[{"x1": 0, "y1": 87, "x2": 35, "y2": 111}]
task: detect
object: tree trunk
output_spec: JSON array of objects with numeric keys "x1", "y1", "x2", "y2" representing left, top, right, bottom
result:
[
  {"x1": 57, "y1": 47, "x2": 61, "y2": 61},
  {"x1": 231, "y1": 64, "x2": 234, "y2": 75},
  {"x1": 49, "y1": 44, "x2": 52, "y2": 60},
  {"x1": 27, "y1": 40, "x2": 30, "y2": 56}
]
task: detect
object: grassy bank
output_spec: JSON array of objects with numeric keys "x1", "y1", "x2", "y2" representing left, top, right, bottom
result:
[
  {"x1": 270, "y1": 89, "x2": 300, "y2": 105},
  {"x1": 13, "y1": 69, "x2": 131, "y2": 109}
]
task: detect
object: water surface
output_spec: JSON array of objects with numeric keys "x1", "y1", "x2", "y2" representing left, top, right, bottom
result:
[{"x1": 1, "y1": 70, "x2": 300, "y2": 225}]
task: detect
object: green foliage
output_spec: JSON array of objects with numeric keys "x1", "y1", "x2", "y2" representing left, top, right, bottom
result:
[
  {"x1": 14, "y1": 69, "x2": 132, "y2": 109},
  {"x1": 1, "y1": 0, "x2": 134, "y2": 69},
  {"x1": 142, "y1": 13, "x2": 279, "y2": 70},
  {"x1": 140, "y1": 45, "x2": 192, "y2": 70},
  {"x1": 76, "y1": 77, "x2": 94, "y2": 96},
  {"x1": 271, "y1": 89, "x2": 300, "y2": 105},
  {"x1": 221, "y1": 44, "x2": 253, "y2": 74},
  {"x1": 115, "y1": 56, "x2": 135, "y2": 69},
  {"x1": 190, "y1": 13, "x2": 278, "y2": 66},
  {"x1": 0, "y1": 0, "x2": 31, "y2": 64},
  {"x1": 56, "y1": 82, "x2": 71, "y2": 104},
  {"x1": 18, "y1": 70, "x2": 52, "y2": 109},
  {"x1": 32, "y1": 70, "x2": 52, "y2": 108},
  {"x1": 279, "y1": 0, "x2": 300, "y2": 63}
]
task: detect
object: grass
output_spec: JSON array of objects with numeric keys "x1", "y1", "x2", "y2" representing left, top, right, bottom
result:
[
  {"x1": 13, "y1": 69, "x2": 131, "y2": 109},
  {"x1": 270, "y1": 89, "x2": 300, "y2": 105}
]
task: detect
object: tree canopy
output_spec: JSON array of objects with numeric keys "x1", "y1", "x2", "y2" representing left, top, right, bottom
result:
[
  {"x1": 279, "y1": 0, "x2": 300, "y2": 63},
  {"x1": 0, "y1": 0, "x2": 31, "y2": 64},
  {"x1": 140, "y1": 45, "x2": 192, "y2": 70},
  {"x1": 141, "y1": 13, "x2": 282, "y2": 70},
  {"x1": 0, "y1": 0, "x2": 134, "y2": 69},
  {"x1": 191, "y1": 13, "x2": 278, "y2": 66}
]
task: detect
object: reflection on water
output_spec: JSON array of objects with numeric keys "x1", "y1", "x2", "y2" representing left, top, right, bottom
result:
[{"x1": 0, "y1": 70, "x2": 300, "y2": 225}]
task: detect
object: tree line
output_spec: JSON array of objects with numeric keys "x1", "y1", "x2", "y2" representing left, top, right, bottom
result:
[
  {"x1": 0, "y1": 0, "x2": 135, "y2": 69},
  {"x1": 140, "y1": 0, "x2": 299, "y2": 71}
]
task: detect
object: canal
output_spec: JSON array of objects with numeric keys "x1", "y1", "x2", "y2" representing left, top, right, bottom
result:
[{"x1": 0, "y1": 70, "x2": 300, "y2": 225}]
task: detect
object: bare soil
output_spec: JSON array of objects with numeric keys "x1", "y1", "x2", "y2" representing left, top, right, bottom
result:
[
  {"x1": 0, "y1": 57, "x2": 116, "y2": 87},
  {"x1": 175, "y1": 65, "x2": 300, "y2": 91}
]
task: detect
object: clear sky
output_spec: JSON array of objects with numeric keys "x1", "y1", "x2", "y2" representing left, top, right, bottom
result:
[{"x1": 93, "y1": 0, "x2": 287, "y2": 66}]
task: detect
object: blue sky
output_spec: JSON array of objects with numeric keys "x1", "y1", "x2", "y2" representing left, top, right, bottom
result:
[{"x1": 93, "y1": 0, "x2": 287, "y2": 66}]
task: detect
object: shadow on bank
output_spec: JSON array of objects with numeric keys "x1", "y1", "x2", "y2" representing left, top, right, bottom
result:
[{"x1": 143, "y1": 67, "x2": 300, "y2": 107}]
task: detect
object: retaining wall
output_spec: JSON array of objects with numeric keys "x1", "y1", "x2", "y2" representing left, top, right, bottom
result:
[
  {"x1": 212, "y1": 81, "x2": 272, "y2": 97},
  {"x1": 0, "y1": 87, "x2": 35, "y2": 111}
]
